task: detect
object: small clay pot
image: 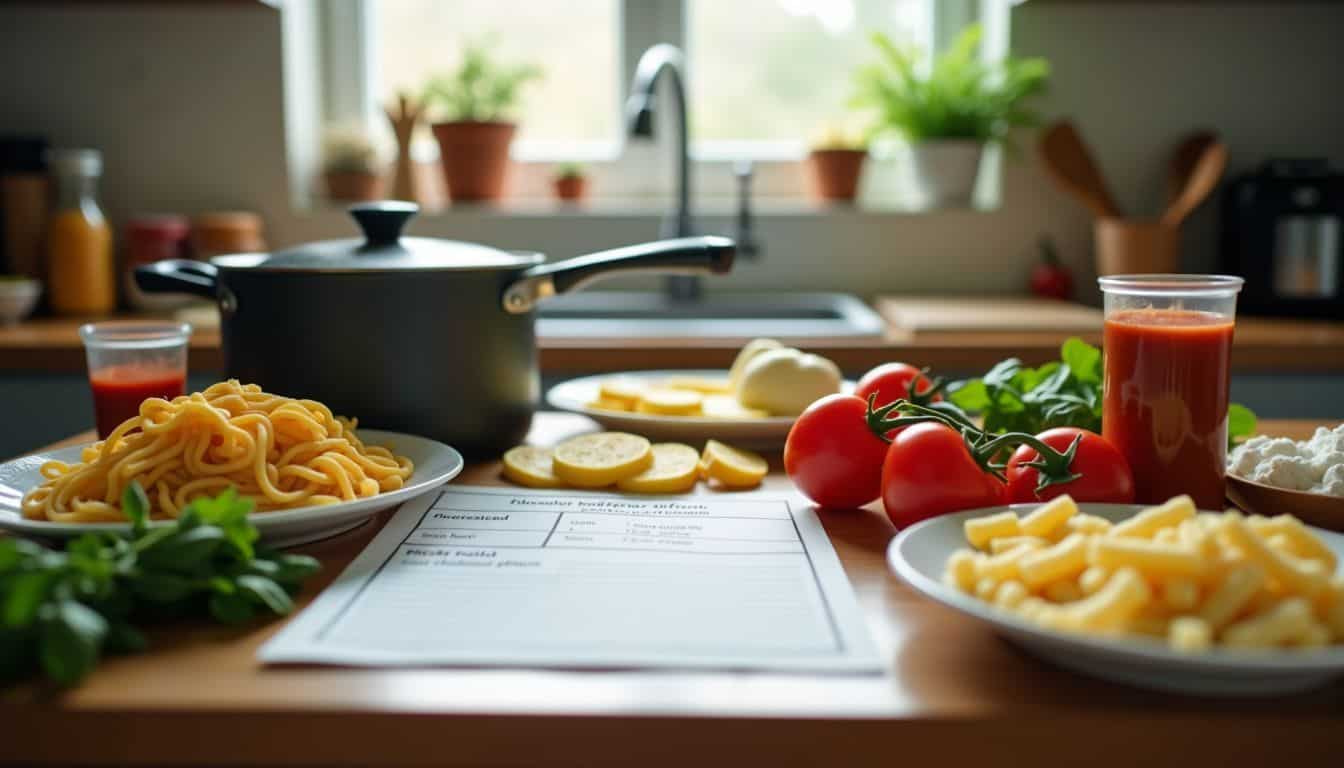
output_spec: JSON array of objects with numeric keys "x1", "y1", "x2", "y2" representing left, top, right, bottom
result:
[
  {"x1": 324, "y1": 171, "x2": 383, "y2": 202},
  {"x1": 430, "y1": 121, "x2": 516, "y2": 203},
  {"x1": 553, "y1": 175, "x2": 588, "y2": 202},
  {"x1": 807, "y1": 149, "x2": 867, "y2": 202}
]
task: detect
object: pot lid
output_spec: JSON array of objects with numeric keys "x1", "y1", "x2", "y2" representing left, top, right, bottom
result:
[{"x1": 211, "y1": 202, "x2": 541, "y2": 272}]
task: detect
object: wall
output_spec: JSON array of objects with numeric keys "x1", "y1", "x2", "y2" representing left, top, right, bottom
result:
[{"x1": 3, "y1": 2, "x2": 1341, "y2": 299}]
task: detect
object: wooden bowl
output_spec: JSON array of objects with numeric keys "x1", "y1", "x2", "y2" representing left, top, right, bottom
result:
[{"x1": 1227, "y1": 474, "x2": 1344, "y2": 532}]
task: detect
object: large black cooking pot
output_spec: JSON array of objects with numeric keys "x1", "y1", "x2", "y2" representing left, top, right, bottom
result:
[{"x1": 136, "y1": 202, "x2": 734, "y2": 456}]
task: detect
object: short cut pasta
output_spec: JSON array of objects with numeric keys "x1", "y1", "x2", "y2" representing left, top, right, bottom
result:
[{"x1": 21, "y1": 380, "x2": 414, "y2": 523}]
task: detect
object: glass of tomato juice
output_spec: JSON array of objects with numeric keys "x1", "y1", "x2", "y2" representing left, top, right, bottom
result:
[
  {"x1": 1098, "y1": 275, "x2": 1244, "y2": 509},
  {"x1": 79, "y1": 322, "x2": 192, "y2": 438}
]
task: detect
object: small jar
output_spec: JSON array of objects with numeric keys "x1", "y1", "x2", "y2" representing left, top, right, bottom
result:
[
  {"x1": 124, "y1": 214, "x2": 191, "y2": 310},
  {"x1": 47, "y1": 148, "x2": 116, "y2": 315},
  {"x1": 192, "y1": 211, "x2": 266, "y2": 261}
]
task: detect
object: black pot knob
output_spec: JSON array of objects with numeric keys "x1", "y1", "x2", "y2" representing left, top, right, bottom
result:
[{"x1": 349, "y1": 201, "x2": 419, "y2": 247}]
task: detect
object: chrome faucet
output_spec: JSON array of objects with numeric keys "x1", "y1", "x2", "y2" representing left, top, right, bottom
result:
[{"x1": 626, "y1": 44, "x2": 700, "y2": 302}]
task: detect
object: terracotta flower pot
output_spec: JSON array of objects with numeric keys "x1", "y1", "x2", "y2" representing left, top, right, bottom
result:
[
  {"x1": 324, "y1": 171, "x2": 383, "y2": 202},
  {"x1": 807, "y1": 149, "x2": 867, "y2": 202},
  {"x1": 553, "y1": 176, "x2": 588, "y2": 202},
  {"x1": 430, "y1": 120, "x2": 516, "y2": 203}
]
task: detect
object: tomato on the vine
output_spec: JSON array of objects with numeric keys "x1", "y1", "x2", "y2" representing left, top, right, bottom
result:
[
  {"x1": 880, "y1": 422, "x2": 1005, "y2": 529},
  {"x1": 785, "y1": 394, "x2": 890, "y2": 509},
  {"x1": 1006, "y1": 427, "x2": 1134, "y2": 504},
  {"x1": 854, "y1": 362, "x2": 940, "y2": 409}
]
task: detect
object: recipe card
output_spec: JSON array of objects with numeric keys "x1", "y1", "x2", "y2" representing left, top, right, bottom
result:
[{"x1": 260, "y1": 486, "x2": 880, "y2": 673}]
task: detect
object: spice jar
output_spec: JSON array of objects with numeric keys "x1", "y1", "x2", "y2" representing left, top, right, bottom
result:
[
  {"x1": 124, "y1": 215, "x2": 191, "y2": 310},
  {"x1": 192, "y1": 211, "x2": 265, "y2": 260},
  {"x1": 0, "y1": 137, "x2": 50, "y2": 280},
  {"x1": 47, "y1": 149, "x2": 115, "y2": 315}
]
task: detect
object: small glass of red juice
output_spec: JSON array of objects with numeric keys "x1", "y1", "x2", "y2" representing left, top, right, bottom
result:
[
  {"x1": 79, "y1": 322, "x2": 192, "y2": 438},
  {"x1": 1098, "y1": 275, "x2": 1244, "y2": 510}
]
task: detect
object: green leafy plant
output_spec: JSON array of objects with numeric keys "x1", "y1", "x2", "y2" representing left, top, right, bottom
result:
[
  {"x1": 321, "y1": 125, "x2": 381, "y2": 174},
  {"x1": 553, "y1": 162, "x2": 586, "y2": 181},
  {"x1": 0, "y1": 484, "x2": 319, "y2": 687},
  {"x1": 949, "y1": 337, "x2": 1257, "y2": 449},
  {"x1": 851, "y1": 23, "x2": 1049, "y2": 146},
  {"x1": 422, "y1": 39, "x2": 542, "y2": 123}
]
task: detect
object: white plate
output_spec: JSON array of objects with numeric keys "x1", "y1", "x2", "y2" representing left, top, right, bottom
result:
[
  {"x1": 887, "y1": 503, "x2": 1344, "y2": 696},
  {"x1": 546, "y1": 369, "x2": 852, "y2": 447},
  {"x1": 0, "y1": 429, "x2": 463, "y2": 549}
]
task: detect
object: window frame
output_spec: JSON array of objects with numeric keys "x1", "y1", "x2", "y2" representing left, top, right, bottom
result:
[{"x1": 319, "y1": 0, "x2": 989, "y2": 203}]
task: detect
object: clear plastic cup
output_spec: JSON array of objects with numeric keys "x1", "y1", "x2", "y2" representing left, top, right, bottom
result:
[
  {"x1": 1097, "y1": 275, "x2": 1244, "y2": 509},
  {"x1": 79, "y1": 322, "x2": 192, "y2": 438}
]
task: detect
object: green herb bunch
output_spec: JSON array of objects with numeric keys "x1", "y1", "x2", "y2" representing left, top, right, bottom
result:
[
  {"x1": 0, "y1": 484, "x2": 319, "y2": 687},
  {"x1": 949, "y1": 337, "x2": 1257, "y2": 449},
  {"x1": 851, "y1": 23, "x2": 1049, "y2": 146},
  {"x1": 422, "y1": 38, "x2": 542, "y2": 122}
]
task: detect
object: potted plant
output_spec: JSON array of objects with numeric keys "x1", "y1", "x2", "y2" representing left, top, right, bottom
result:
[
  {"x1": 807, "y1": 122, "x2": 869, "y2": 203},
  {"x1": 552, "y1": 163, "x2": 589, "y2": 203},
  {"x1": 852, "y1": 24, "x2": 1048, "y2": 208},
  {"x1": 321, "y1": 126, "x2": 384, "y2": 202},
  {"x1": 422, "y1": 40, "x2": 541, "y2": 203}
]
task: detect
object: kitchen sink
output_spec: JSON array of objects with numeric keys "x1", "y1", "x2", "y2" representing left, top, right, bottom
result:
[{"x1": 536, "y1": 292, "x2": 885, "y2": 339}]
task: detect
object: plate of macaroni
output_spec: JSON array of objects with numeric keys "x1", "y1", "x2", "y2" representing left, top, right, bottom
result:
[
  {"x1": 0, "y1": 381, "x2": 464, "y2": 547},
  {"x1": 887, "y1": 496, "x2": 1344, "y2": 696}
]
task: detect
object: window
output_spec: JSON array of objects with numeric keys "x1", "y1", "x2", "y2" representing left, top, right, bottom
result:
[{"x1": 370, "y1": 0, "x2": 621, "y2": 160}]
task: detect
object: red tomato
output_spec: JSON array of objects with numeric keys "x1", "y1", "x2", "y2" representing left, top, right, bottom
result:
[
  {"x1": 785, "y1": 394, "x2": 890, "y2": 509},
  {"x1": 1030, "y1": 261, "x2": 1073, "y2": 300},
  {"x1": 881, "y1": 422, "x2": 1005, "y2": 529},
  {"x1": 854, "y1": 362, "x2": 941, "y2": 408},
  {"x1": 1006, "y1": 427, "x2": 1135, "y2": 504}
]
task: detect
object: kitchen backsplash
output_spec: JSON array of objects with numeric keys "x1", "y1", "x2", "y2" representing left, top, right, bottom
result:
[{"x1": 1, "y1": 2, "x2": 1341, "y2": 298}]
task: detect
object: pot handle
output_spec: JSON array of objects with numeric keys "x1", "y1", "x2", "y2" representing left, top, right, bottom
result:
[
  {"x1": 135, "y1": 260, "x2": 219, "y2": 299},
  {"x1": 500, "y1": 236, "x2": 735, "y2": 314}
]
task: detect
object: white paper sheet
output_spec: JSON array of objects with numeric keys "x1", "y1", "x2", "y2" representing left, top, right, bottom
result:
[{"x1": 260, "y1": 485, "x2": 880, "y2": 673}]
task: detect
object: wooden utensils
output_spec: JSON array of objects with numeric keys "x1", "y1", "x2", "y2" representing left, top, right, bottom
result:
[
  {"x1": 1037, "y1": 120, "x2": 1122, "y2": 218},
  {"x1": 385, "y1": 92, "x2": 425, "y2": 204},
  {"x1": 1167, "y1": 130, "x2": 1218, "y2": 205},
  {"x1": 1161, "y1": 137, "x2": 1227, "y2": 227}
]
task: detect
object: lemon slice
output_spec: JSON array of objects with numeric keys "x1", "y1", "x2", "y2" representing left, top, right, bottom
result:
[
  {"x1": 634, "y1": 388, "x2": 703, "y2": 416},
  {"x1": 552, "y1": 432, "x2": 654, "y2": 488},
  {"x1": 701, "y1": 439, "x2": 769, "y2": 489},
  {"x1": 501, "y1": 445, "x2": 564, "y2": 488},
  {"x1": 662, "y1": 376, "x2": 734, "y2": 394},
  {"x1": 701, "y1": 394, "x2": 769, "y2": 420},
  {"x1": 616, "y1": 443, "x2": 701, "y2": 494},
  {"x1": 598, "y1": 377, "x2": 648, "y2": 407},
  {"x1": 587, "y1": 396, "x2": 632, "y2": 412}
]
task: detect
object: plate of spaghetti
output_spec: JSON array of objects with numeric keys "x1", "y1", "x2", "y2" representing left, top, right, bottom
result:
[{"x1": 0, "y1": 380, "x2": 464, "y2": 547}]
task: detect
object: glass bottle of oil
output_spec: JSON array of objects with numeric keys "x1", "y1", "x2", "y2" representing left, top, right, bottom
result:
[{"x1": 47, "y1": 149, "x2": 115, "y2": 315}]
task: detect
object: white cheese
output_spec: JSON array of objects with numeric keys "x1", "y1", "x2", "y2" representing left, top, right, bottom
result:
[
  {"x1": 735, "y1": 347, "x2": 842, "y2": 416},
  {"x1": 1227, "y1": 423, "x2": 1344, "y2": 497}
]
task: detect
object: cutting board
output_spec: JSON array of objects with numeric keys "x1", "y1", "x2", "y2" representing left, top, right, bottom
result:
[{"x1": 875, "y1": 296, "x2": 1103, "y2": 332}]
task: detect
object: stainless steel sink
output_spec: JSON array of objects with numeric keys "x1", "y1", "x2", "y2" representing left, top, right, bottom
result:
[{"x1": 536, "y1": 292, "x2": 885, "y2": 338}]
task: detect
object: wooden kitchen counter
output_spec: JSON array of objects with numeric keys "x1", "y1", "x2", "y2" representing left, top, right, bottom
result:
[
  {"x1": 3, "y1": 414, "x2": 1342, "y2": 767},
  {"x1": 4, "y1": 308, "x2": 1343, "y2": 374}
]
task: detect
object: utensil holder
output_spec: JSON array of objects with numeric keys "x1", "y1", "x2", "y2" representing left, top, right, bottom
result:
[{"x1": 1094, "y1": 218, "x2": 1180, "y2": 275}]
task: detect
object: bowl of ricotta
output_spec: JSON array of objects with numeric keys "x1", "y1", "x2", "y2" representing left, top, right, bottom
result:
[{"x1": 1227, "y1": 424, "x2": 1344, "y2": 531}]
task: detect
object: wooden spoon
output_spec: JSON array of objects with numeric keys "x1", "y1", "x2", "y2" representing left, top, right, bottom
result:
[
  {"x1": 1038, "y1": 120, "x2": 1122, "y2": 218},
  {"x1": 1167, "y1": 131, "x2": 1218, "y2": 206},
  {"x1": 1161, "y1": 140, "x2": 1227, "y2": 227}
]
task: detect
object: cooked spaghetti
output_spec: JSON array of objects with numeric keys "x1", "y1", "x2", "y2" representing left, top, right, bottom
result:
[{"x1": 21, "y1": 380, "x2": 414, "y2": 523}]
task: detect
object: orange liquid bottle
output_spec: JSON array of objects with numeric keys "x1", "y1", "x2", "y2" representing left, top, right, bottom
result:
[{"x1": 47, "y1": 149, "x2": 115, "y2": 315}]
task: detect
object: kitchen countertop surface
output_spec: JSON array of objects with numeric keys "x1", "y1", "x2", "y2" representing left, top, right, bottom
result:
[
  {"x1": 3, "y1": 413, "x2": 1341, "y2": 767},
  {"x1": 3, "y1": 304, "x2": 1344, "y2": 374}
]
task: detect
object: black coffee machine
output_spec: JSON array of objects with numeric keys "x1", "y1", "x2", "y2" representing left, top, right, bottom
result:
[{"x1": 1218, "y1": 158, "x2": 1343, "y2": 319}]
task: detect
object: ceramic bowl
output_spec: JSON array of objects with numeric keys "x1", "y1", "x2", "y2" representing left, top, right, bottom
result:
[
  {"x1": 1227, "y1": 473, "x2": 1344, "y2": 532},
  {"x1": 0, "y1": 278, "x2": 41, "y2": 324}
]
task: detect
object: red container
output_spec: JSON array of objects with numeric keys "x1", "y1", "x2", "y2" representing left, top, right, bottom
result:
[{"x1": 124, "y1": 215, "x2": 191, "y2": 310}]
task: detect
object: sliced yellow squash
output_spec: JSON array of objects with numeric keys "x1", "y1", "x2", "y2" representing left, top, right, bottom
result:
[
  {"x1": 700, "y1": 439, "x2": 769, "y2": 489},
  {"x1": 616, "y1": 443, "x2": 701, "y2": 494},
  {"x1": 634, "y1": 388, "x2": 703, "y2": 416},
  {"x1": 501, "y1": 445, "x2": 564, "y2": 488},
  {"x1": 552, "y1": 432, "x2": 653, "y2": 488},
  {"x1": 662, "y1": 376, "x2": 734, "y2": 395},
  {"x1": 701, "y1": 394, "x2": 769, "y2": 419}
]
